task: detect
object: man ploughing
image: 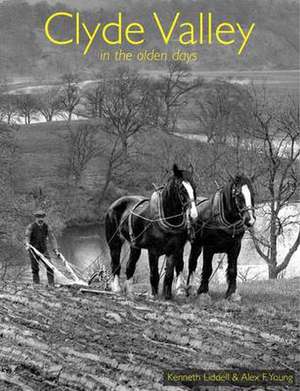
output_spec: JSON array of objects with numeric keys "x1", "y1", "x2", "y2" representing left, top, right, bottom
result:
[{"x1": 25, "y1": 209, "x2": 60, "y2": 285}]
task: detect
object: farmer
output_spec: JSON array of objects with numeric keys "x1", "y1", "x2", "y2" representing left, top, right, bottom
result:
[{"x1": 24, "y1": 209, "x2": 60, "y2": 285}]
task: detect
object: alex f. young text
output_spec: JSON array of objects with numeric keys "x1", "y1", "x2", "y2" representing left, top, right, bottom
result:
[{"x1": 45, "y1": 11, "x2": 256, "y2": 56}]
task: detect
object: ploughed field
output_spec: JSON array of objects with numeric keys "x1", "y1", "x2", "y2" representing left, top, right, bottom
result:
[{"x1": 0, "y1": 278, "x2": 299, "y2": 391}]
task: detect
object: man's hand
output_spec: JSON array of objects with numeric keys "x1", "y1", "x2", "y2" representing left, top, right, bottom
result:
[{"x1": 24, "y1": 242, "x2": 30, "y2": 251}]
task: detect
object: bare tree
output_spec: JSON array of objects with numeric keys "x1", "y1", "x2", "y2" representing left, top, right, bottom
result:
[
  {"x1": 98, "y1": 135, "x2": 126, "y2": 207},
  {"x1": 37, "y1": 88, "x2": 63, "y2": 122},
  {"x1": 0, "y1": 94, "x2": 18, "y2": 124},
  {"x1": 15, "y1": 94, "x2": 38, "y2": 124},
  {"x1": 60, "y1": 73, "x2": 81, "y2": 121},
  {"x1": 66, "y1": 123, "x2": 103, "y2": 185},
  {"x1": 156, "y1": 60, "x2": 203, "y2": 132},
  {"x1": 248, "y1": 91, "x2": 300, "y2": 279},
  {"x1": 101, "y1": 67, "x2": 157, "y2": 156},
  {"x1": 82, "y1": 81, "x2": 106, "y2": 119}
]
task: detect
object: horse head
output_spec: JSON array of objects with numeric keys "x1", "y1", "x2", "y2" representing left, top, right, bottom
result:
[
  {"x1": 170, "y1": 164, "x2": 198, "y2": 221},
  {"x1": 228, "y1": 174, "x2": 256, "y2": 227}
]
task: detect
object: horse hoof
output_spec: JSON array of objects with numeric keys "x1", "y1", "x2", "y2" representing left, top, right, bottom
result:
[
  {"x1": 110, "y1": 284, "x2": 121, "y2": 294},
  {"x1": 124, "y1": 279, "x2": 134, "y2": 297},
  {"x1": 163, "y1": 293, "x2": 172, "y2": 301},
  {"x1": 187, "y1": 285, "x2": 198, "y2": 297},
  {"x1": 197, "y1": 293, "x2": 211, "y2": 305},
  {"x1": 146, "y1": 292, "x2": 158, "y2": 300},
  {"x1": 110, "y1": 276, "x2": 122, "y2": 293},
  {"x1": 176, "y1": 287, "x2": 187, "y2": 297},
  {"x1": 228, "y1": 293, "x2": 241, "y2": 302}
]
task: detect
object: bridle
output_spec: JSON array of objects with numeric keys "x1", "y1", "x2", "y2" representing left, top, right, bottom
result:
[
  {"x1": 176, "y1": 179, "x2": 196, "y2": 213},
  {"x1": 232, "y1": 185, "x2": 255, "y2": 220}
]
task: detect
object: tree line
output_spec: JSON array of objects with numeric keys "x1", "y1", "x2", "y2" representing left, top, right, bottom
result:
[{"x1": 0, "y1": 64, "x2": 299, "y2": 280}]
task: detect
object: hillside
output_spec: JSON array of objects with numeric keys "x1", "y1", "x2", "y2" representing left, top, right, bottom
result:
[
  {"x1": 0, "y1": 278, "x2": 299, "y2": 390},
  {"x1": 0, "y1": 0, "x2": 299, "y2": 77},
  {"x1": 11, "y1": 120, "x2": 202, "y2": 232}
]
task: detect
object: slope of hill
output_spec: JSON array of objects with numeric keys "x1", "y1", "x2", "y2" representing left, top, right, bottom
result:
[
  {"x1": 0, "y1": 278, "x2": 298, "y2": 390},
  {"x1": 0, "y1": 0, "x2": 299, "y2": 76},
  {"x1": 13, "y1": 120, "x2": 199, "y2": 230}
]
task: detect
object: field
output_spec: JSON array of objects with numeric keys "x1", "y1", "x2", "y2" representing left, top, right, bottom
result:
[
  {"x1": 1, "y1": 70, "x2": 299, "y2": 390},
  {"x1": 0, "y1": 278, "x2": 299, "y2": 390}
]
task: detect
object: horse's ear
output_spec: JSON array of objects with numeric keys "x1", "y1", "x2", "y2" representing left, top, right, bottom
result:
[
  {"x1": 189, "y1": 163, "x2": 194, "y2": 175},
  {"x1": 250, "y1": 173, "x2": 256, "y2": 182},
  {"x1": 173, "y1": 164, "x2": 182, "y2": 178},
  {"x1": 234, "y1": 174, "x2": 242, "y2": 184}
]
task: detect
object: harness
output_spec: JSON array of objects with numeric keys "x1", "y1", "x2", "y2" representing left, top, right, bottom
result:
[
  {"x1": 126, "y1": 188, "x2": 188, "y2": 246},
  {"x1": 127, "y1": 198, "x2": 150, "y2": 245},
  {"x1": 198, "y1": 190, "x2": 245, "y2": 238},
  {"x1": 156, "y1": 189, "x2": 187, "y2": 232}
]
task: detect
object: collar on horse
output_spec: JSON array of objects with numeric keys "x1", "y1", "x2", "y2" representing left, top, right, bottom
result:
[
  {"x1": 155, "y1": 188, "x2": 187, "y2": 232},
  {"x1": 200, "y1": 190, "x2": 245, "y2": 238},
  {"x1": 127, "y1": 187, "x2": 187, "y2": 245}
]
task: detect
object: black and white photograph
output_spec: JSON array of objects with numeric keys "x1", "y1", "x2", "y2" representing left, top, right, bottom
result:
[{"x1": 0, "y1": 0, "x2": 299, "y2": 390}]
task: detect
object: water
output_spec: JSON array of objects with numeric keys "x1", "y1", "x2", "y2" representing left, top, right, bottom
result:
[{"x1": 59, "y1": 224, "x2": 107, "y2": 271}]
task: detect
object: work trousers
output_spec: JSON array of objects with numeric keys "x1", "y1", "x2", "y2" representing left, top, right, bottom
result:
[{"x1": 29, "y1": 251, "x2": 54, "y2": 285}]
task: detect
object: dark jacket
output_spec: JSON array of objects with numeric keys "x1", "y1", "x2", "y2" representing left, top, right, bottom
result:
[{"x1": 25, "y1": 222, "x2": 57, "y2": 253}]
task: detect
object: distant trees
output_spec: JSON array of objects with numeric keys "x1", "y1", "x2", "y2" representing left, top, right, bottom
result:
[
  {"x1": 15, "y1": 94, "x2": 39, "y2": 125},
  {"x1": 66, "y1": 123, "x2": 103, "y2": 185},
  {"x1": 194, "y1": 80, "x2": 250, "y2": 144},
  {"x1": 192, "y1": 82, "x2": 300, "y2": 279},
  {"x1": 82, "y1": 81, "x2": 105, "y2": 119},
  {"x1": 36, "y1": 88, "x2": 63, "y2": 122},
  {"x1": 192, "y1": 80, "x2": 258, "y2": 182},
  {"x1": 0, "y1": 95, "x2": 18, "y2": 125},
  {"x1": 156, "y1": 61, "x2": 203, "y2": 132},
  {"x1": 246, "y1": 91, "x2": 300, "y2": 279},
  {"x1": 0, "y1": 73, "x2": 81, "y2": 124},
  {"x1": 100, "y1": 67, "x2": 158, "y2": 156},
  {"x1": 60, "y1": 74, "x2": 81, "y2": 121}
]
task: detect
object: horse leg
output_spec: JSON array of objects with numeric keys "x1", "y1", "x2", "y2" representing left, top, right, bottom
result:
[
  {"x1": 225, "y1": 244, "x2": 241, "y2": 301},
  {"x1": 124, "y1": 247, "x2": 141, "y2": 296},
  {"x1": 187, "y1": 243, "x2": 202, "y2": 296},
  {"x1": 174, "y1": 247, "x2": 186, "y2": 297},
  {"x1": 162, "y1": 254, "x2": 176, "y2": 300},
  {"x1": 198, "y1": 247, "x2": 213, "y2": 295},
  {"x1": 148, "y1": 250, "x2": 159, "y2": 297},
  {"x1": 105, "y1": 210, "x2": 124, "y2": 293},
  {"x1": 109, "y1": 240, "x2": 123, "y2": 293}
]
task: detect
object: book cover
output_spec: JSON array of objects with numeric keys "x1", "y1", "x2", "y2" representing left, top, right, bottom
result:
[{"x1": 0, "y1": 0, "x2": 299, "y2": 390}]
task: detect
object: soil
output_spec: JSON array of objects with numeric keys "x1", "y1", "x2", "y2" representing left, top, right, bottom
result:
[{"x1": 0, "y1": 279, "x2": 299, "y2": 391}]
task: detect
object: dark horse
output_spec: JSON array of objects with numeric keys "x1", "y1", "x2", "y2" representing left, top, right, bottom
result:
[
  {"x1": 105, "y1": 164, "x2": 198, "y2": 299},
  {"x1": 181, "y1": 174, "x2": 256, "y2": 301}
]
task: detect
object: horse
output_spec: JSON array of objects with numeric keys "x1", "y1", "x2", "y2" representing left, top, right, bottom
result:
[
  {"x1": 181, "y1": 174, "x2": 256, "y2": 301},
  {"x1": 105, "y1": 164, "x2": 198, "y2": 299}
]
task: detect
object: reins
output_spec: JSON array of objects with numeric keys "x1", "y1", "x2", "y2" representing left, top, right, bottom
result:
[{"x1": 194, "y1": 190, "x2": 245, "y2": 238}]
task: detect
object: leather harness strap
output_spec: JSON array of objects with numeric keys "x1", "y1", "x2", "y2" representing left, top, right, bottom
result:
[
  {"x1": 197, "y1": 190, "x2": 245, "y2": 237},
  {"x1": 127, "y1": 198, "x2": 149, "y2": 245},
  {"x1": 126, "y1": 189, "x2": 187, "y2": 246},
  {"x1": 156, "y1": 189, "x2": 186, "y2": 233}
]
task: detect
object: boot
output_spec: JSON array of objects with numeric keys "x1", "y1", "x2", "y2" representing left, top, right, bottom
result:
[
  {"x1": 47, "y1": 267, "x2": 54, "y2": 286},
  {"x1": 32, "y1": 273, "x2": 40, "y2": 284}
]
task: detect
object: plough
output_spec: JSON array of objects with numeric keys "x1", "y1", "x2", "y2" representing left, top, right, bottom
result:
[{"x1": 28, "y1": 245, "x2": 111, "y2": 292}]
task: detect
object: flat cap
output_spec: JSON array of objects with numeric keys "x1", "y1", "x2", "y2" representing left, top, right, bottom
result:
[{"x1": 33, "y1": 209, "x2": 46, "y2": 217}]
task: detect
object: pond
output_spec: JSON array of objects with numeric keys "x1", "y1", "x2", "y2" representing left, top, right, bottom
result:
[{"x1": 59, "y1": 224, "x2": 108, "y2": 271}]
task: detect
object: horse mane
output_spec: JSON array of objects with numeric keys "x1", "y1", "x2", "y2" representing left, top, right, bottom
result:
[{"x1": 160, "y1": 168, "x2": 196, "y2": 226}]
